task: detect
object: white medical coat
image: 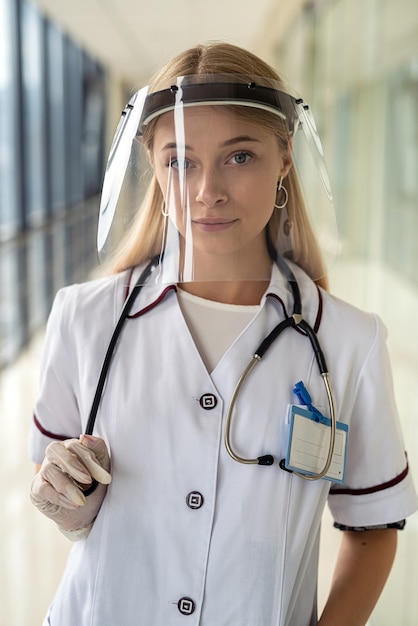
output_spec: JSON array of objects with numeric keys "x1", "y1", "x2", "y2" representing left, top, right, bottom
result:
[{"x1": 30, "y1": 262, "x2": 418, "y2": 626}]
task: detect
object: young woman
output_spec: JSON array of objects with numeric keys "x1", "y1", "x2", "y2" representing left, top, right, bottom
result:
[{"x1": 30, "y1": 42, "x2": 417, "y2": 626}]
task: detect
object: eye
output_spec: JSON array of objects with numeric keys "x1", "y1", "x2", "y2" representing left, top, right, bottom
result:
[
  {"x1": 229, "y1": 151, "x2": 253, "y2": 165},
  {"x1": 168, "y1": 157, "x2": 192, "y2": 170}
]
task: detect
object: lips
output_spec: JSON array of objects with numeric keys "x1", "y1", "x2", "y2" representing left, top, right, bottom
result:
[{"x1": 193, "y1": 217, "x2": 238, "y2": 232}]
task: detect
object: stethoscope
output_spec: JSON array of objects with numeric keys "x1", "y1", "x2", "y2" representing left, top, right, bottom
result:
[
  {"x1": 83, "y1": 255, "x2": 336, "y2": 496},
  {"x1": 224, "y1": 255, "x2": 336, "y2": 480}
]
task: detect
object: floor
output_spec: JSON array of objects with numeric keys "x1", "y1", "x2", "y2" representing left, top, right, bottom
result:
[{"x1": 1, "y1": 258, "x2": 417, "y2": 625}]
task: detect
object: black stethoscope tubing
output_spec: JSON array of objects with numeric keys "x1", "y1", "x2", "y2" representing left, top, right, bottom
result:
[
  {"x1": 84, "y1": 258, "x2": 158, "y2": 437},
  {"x1": 254, "y1": 255, "x2": 328, "y2": 373}
]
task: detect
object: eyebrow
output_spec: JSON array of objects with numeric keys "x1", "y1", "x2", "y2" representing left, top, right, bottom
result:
[
  {"x1": 160, "y1": 142, "x2": 192, "y2": 151},
  {"x1": 221, "y1": 135, "x2": 262, "y2": 147},
  {"x1": 160, "y1": 135, "x2": 261, "y2": 152}
]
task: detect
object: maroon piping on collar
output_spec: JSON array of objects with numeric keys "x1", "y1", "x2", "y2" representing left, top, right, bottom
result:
[
  {"x1": 127, "y1": 285, "x2": 176, "y2": 319},
  {"x1": 267, "y1": 286, "x2": 323, "y2": 334},
  {"x1": 123, "y1": 267, "x2": 176, "y2": 319}
]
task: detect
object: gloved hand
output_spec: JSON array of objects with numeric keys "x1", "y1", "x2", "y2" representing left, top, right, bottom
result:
[{"x1": 30, "y1": 434, "x2": 111, "y2": 541}]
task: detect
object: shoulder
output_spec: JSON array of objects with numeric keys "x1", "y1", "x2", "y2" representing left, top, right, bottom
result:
[
  {"x1": 39, "y1": 270, "x2": 137, "y2": 388},
  {"x1": 45, "y1": 270, "x2": 135, "y2": 347},
  {"x1": 52, "y1": 270, "x2": 132, "y2": 322},
  {"x1": 320, "y1": 288, "x2": 385, "y2": 343},
  {"x1": 317, "y1": 289, "x2": 393, "y2": 395},
  {"x1": 285, "y1": 262, "x2": 387, "y2": 359},
  {"x1": 283, "y1": 262, "x2": 384, "y2": 342}
]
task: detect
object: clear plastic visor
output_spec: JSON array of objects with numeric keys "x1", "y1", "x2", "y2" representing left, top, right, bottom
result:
[{"x1": 98, "y1": 75, "x2": 338, "y2": 285}]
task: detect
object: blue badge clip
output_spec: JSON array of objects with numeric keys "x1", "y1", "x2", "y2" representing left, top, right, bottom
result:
[{"x1": 293, "y1": 381, "x2": 326, "y2": 424}]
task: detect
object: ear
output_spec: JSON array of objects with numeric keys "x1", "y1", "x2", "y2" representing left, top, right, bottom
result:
[{"x1": 279, "y1": 137, "x2": 293, "y2": 179}]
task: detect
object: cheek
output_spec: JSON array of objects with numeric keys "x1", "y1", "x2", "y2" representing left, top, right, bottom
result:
[
  {"x1": 156, "y1": 169, "x2": 184, "y2": 211},
  {"x1": 166, "y1": 184, "x2": 190, "y2": 229},
  {"x1": 240, "y1": 178, "x2": 277, "y2": 218},
  {"x1": 158, "y1": 176, "x2": 190, "y2": 235}
]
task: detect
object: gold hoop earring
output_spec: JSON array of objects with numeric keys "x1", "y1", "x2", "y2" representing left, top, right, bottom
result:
[
  {"x1": 161, "y1": 202, "x2": 169, "y2": 217},
  {"x1": 274, "y1": 177, "x2": 288, "y2": 210}
]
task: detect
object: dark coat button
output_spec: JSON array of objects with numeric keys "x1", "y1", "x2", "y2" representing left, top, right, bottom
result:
[
  {"x1": 178, "y1": 597, "x2": 196, "y2": 615},
  {"x1": 199, "y1": 393, "x2": 217, "y2": 410},
  {"x1": 186, "y1": 491, "x2": 204, "y2": 510}
]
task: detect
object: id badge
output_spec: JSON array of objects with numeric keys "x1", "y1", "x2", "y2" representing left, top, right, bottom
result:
[{"x1": 285, "y1": 405, "x2": 348, "y2": 483}]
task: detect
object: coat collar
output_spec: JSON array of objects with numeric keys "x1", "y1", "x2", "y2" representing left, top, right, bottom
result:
[{"x1": 121, "y1": 260, "x2": 323, "y2": 330}]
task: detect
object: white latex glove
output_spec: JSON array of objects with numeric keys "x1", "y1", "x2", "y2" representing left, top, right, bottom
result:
[{"x1": 30, "y1": 434, "x2": 111, "y2": 540}]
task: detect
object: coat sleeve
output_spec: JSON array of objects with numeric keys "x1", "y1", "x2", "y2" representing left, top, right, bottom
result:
[
  {"x1": 327, "y1": 314, "x2": 418, "y2": 527},
  {"x1": 28, "y1": 287, "x2": 82, "y2": 464}
]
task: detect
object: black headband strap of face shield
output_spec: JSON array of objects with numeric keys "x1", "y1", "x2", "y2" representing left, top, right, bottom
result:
[{"x1": 138, "y1": 82, "x2": 300, "y2": 136}]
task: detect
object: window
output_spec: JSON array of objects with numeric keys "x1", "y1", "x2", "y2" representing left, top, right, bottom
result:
[
  {"x1": 0, "y1": 0, "x2": 21, "y2": 239},
  {"x1": 65, "y1": 37, "x2": 83, "y2": 207},
  {"x1": 47, "y1": 21, "x2": 66, "y2": 215},
  {"x1": 82, "y1": 56, "x2": 106, "y2": 197},
  {"x1": 21, "y1": 0, "x2": 48, "y2": 226},
  {"x1": 0, "y1": 0, "x2": 105, "y2": 368},
  {"x1": 384, "y1": 60, "x2": 418, "y2": 286}
]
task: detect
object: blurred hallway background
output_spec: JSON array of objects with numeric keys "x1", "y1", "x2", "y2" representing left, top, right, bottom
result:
[{"x1": 1, "y1": 0, "x2": 417, "y2": 624}]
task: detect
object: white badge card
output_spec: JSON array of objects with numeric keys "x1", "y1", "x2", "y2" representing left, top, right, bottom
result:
[{"x1": 285, "y1": 405, "x2": 348, "y2": 483}]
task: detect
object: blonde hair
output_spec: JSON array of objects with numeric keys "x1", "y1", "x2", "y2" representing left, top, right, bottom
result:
[{"x1": 106, "y1": 41, "x2": 329, "y2": 290}]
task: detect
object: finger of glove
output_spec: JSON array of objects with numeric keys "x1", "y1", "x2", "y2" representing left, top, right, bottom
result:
[
  {"x1": 45, "y1": 441, "x2": 93, "y2": 485},
  {"x1": 79, "y1": 435, "x2": 111, "y2": 473},
  {"x1": 32, "y1": 468, "x2": 85, "y2": 509},
  {"x1": 64, "y1": 439, "x2": 112, "y2": 485}
]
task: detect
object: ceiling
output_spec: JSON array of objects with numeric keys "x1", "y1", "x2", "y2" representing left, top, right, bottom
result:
[{"x1": 30, "y1": 0, "x2": 304, "y2": 86}]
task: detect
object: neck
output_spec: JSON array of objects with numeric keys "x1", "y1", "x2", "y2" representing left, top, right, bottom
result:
[
  {"x1": 179, "y1": 279, "x2": 270, "y2": 305},
  {"x1": 177, "y1": 237, "x2": 273, "y2": 304}
]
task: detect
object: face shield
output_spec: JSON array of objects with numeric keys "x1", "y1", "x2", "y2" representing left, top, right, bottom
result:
[{"x1": 98, "y1": 75, "x2": 338, "y2": 285}]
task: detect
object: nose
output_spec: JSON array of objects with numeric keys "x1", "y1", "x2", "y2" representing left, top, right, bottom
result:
[{"x1": 195, "y1": 168, "x2": 228, "y2": 208}]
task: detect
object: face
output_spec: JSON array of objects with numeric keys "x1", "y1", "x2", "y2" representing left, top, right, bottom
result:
[{"x1": 152, "y1": 106, "x2": 292, "y2": 275}]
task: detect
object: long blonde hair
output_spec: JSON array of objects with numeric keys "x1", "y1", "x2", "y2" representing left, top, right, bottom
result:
[{"x1": 106, "y1": 41, "x2": 329, "y2": 290}]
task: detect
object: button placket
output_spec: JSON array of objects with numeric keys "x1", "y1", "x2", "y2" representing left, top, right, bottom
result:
[{"x1": 173, "y1": 391, "x2": 219, "y2": 619}]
